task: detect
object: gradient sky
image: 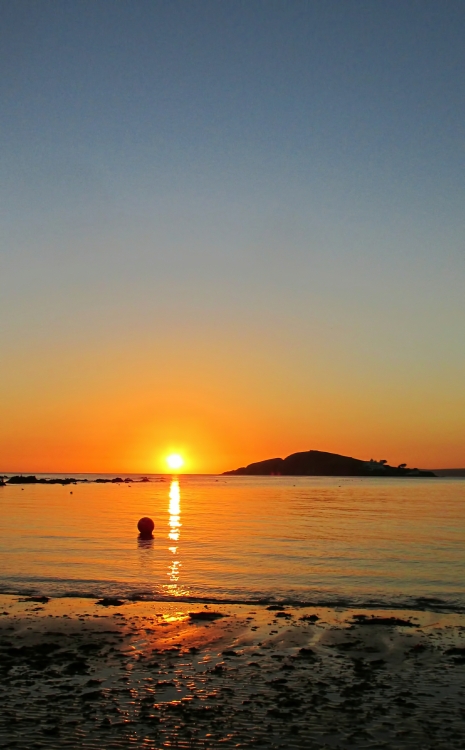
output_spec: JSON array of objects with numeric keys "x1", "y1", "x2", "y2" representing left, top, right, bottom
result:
[{"x1": 1, "y1": 0, "x2": 464, "y2": 473}]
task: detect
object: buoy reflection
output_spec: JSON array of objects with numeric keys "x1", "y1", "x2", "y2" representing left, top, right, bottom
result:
[{"x1": 137, "y1": 537, "x2": 154, "y2": 550}]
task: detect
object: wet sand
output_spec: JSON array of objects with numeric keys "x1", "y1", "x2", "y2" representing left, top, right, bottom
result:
[{"x1": 1, "y1": 595, "x2": 465, "y2": 748}]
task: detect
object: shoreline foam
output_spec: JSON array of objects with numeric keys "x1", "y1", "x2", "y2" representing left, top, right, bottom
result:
[{"x1": 1, "y1": 584, "x2": 464, "y2": 615}]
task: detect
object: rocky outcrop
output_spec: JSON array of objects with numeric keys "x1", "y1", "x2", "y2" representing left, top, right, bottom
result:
[
  {"x1": 7, "y1": 475, "x2": 80, "y2": 485},
  {"x1": 4, "y1": 475, "x2": 155, "y2": 485}
]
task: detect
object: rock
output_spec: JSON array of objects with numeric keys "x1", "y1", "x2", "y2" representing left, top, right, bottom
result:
[
  {"x1": 300, "y1": 614, "x2": 319, "y2": 622},
  {"x1": 188, "y1": 611, "x2": 226, "y2": 621},
  {"x1": 266, "y1": 605, "x2": 287, "y2": 611},
  {"x1": 352, "y1": 615, "x2": 414, "y2": 627}
]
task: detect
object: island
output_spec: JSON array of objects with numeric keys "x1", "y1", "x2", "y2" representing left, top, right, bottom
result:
[{"x1": 223, "y1": 450, "x2": 436, "y2": 477}]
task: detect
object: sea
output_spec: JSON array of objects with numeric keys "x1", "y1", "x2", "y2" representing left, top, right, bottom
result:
[{"x1": 1, "y1": 474, "x2": 464, "y2": 612}]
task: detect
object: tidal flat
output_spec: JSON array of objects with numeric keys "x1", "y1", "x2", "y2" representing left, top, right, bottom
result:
[{"x1": 1, "y1": 596, "x2": 465, "y2": 748}]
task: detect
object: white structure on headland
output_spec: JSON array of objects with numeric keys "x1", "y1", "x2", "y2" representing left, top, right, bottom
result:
[{"x1": 363, "y1": 459, "x2": 388, "y2": 473}]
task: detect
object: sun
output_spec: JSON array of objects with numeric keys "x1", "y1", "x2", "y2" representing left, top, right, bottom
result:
[{"x1": 166, "y1": 453, "x2": 184, "y2": 471}]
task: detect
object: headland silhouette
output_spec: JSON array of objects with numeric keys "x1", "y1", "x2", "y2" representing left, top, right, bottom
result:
[{"x1": 223, "y1": 449, "x2": 436, "y2": 477}]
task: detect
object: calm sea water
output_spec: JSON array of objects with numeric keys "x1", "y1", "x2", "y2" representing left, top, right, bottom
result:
[{"x1": 1, "y1": 475, "x2": 464, "y2": 611}]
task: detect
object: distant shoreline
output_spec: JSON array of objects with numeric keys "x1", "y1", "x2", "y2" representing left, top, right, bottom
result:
[
  {"x1": 3, "y1": 467, "x2": 465, "y2": 485},
  {"x1": 431, "y1": 468, "x2": 465, "y2": 477}
]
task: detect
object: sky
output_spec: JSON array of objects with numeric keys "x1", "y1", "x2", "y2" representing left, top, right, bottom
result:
[{"x1": 1, "y1": 0, "x2": 464, "y2": 473}]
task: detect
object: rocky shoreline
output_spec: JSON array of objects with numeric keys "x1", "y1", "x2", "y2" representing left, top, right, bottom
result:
[{"x1": 0, "y1": 475, "x2": 165, "y2": 486}]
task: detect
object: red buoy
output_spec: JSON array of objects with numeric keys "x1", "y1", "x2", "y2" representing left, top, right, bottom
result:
[{"x1": 137, "y1": 517, "x2": 154, "y2": 539}]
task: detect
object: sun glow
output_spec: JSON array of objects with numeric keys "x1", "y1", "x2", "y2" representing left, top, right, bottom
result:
[{"x1": 166, "y1": 453, "x2": 184, "y2": 471}]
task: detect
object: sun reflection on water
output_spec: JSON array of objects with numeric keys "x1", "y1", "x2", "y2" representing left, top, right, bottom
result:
[
  {"x1": 168, "y1": 480, "x2": 181, "y2": 543},
  {"x1": 164, "y1": 480, "x2": 188, "y2": 596}
]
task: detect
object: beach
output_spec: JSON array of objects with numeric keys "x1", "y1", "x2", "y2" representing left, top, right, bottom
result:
[{"x1": 2, "y1": 595, "x2": 465, "y2": 749}]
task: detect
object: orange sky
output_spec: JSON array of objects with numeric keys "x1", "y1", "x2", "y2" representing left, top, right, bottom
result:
[{"x1": 1, "y1": 329, "x2": 463, "y2": 473}]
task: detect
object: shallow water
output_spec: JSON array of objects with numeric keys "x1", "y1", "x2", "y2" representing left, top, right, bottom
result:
[{"x1": 1, "y1": 475, "x2": 464, "y2": 610}]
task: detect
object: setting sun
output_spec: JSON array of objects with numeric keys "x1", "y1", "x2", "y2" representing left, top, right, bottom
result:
[{"x1": 166, "y1": 453, "x2": 184, "y2": 471}]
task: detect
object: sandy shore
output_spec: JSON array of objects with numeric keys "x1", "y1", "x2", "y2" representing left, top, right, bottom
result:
[{"x1": 1, "y1": 595, "x2": 465, "y2": 748}]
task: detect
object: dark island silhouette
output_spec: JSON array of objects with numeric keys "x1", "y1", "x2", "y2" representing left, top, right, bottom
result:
[
  {"x1": 223, "y1": 450, "x2": 436, "y2": 477},
  {"x1": 1, "y1": 475, "x2": 163, "y2": 486}
]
